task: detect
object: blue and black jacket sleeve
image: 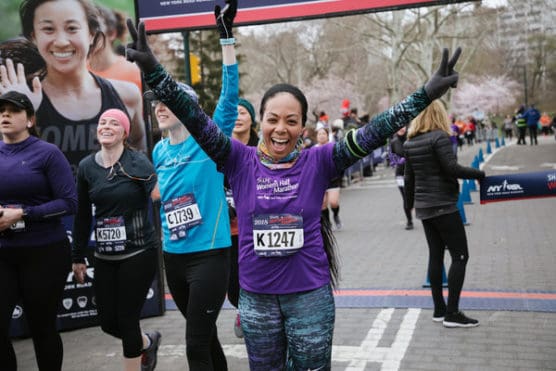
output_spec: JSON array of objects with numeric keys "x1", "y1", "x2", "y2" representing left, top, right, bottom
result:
[{"x1": 333, "y1": 88, "x2": 431, "y2": 172}]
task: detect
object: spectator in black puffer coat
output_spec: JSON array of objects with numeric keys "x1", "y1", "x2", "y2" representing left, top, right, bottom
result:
[{"x1": 403, "y1": 100, "x2": 485, "y2": 329}]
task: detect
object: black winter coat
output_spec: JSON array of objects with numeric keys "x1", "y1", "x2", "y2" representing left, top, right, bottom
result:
[{"x1": 403, "y1": 130, "x2": 484, "y2": 210}]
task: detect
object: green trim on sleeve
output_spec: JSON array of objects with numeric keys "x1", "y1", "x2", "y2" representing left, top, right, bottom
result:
[{"x1": 345, "y1": 129, "x2": 367, "y2": 158}]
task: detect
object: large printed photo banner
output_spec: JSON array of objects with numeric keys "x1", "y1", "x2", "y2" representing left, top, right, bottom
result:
[
  {"x1": 9, "y1": 213, "x2": 165, "y2": 338},
  {"x1": 136, "y1": 0, "x2": 473, "y2": 33},
  {"x1": 10, "y1": 247, "x2": 164, "y2": 338},
  {"x1": 480, "y1": 170, "x2": 556, "y2": 204}
]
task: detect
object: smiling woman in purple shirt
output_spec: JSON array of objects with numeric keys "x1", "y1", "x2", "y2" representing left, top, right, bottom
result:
[{"x1": 126, "y1": 17, "x2": 462, "y2": 370}]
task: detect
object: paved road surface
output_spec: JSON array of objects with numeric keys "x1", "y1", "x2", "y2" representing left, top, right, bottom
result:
[{"x1": 13, "y1": 136, "x2": 556, "y2": 370}]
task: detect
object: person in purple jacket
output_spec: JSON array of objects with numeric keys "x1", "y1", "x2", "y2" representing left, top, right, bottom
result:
[
  {"x1": 0, "y1": 91, "x2": 77, "y2": 371},
  {"x1": 126, "y1": 19, "x2": 462, "y2": 370}
]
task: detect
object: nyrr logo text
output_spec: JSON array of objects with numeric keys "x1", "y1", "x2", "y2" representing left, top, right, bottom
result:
[{"x1": 486, "y1": 180, "x2": 524, "y2": 194}]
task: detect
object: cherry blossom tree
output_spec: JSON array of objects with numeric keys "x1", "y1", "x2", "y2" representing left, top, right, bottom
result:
[{"x1": 451, "y1": 75, "x2": 520, "y2": 117}]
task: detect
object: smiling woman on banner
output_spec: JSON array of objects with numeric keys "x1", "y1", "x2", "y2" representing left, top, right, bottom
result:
[
  {"x1": 0, "y1": 0, "x2": 146, "y2": 176},
  {"x1": 126, "y1": 14, "x2": 462, "y2": 369},
  {"x1": 0, "y1": 91, "x2": 76, "y2": 371}
]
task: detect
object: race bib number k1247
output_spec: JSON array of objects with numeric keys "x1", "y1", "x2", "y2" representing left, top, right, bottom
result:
[{"x1": 252, "y1": 214, "x2": 304, "y2": 257}]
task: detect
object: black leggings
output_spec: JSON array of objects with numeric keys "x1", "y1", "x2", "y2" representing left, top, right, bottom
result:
[
  {"x1": 164, "y1": 249, "x2": 229, "y2": 371},
  {"x1": 517, "y1": 127, "x2": 527, "y2": 144},
  {"x1": 93, "y1": 248, "x2": 157, "y2": 358},
  {"x1": 397, "y1": 186, "x2": 412, "y2": 223},
  {"x1": 422, "y1": 211, "x2": 469, "y2": 314},
  {"x1": 0, "y1": 239, "x2": 71, "y2": 371},
  {"x1": 528, "y1": 126, "x2": 538, "y2": 144}
]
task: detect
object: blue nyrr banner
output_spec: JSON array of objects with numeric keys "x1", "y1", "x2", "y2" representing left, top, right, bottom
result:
[{"x1": 480, "y1": 170, "x2": 556, "y2": 204}]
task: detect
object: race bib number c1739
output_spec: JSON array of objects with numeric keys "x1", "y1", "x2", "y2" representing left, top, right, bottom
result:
[
  {"x1": 163, "y1": 194, "x2": 203, "y2": 241},
  {"x1": 252, "y1": 214, "x2": 304, "y2": 257}
]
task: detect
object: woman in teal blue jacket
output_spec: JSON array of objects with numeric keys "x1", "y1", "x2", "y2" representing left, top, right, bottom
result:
[{"x1": 151, "y1": 1, "x2": 238, "y2": 369}]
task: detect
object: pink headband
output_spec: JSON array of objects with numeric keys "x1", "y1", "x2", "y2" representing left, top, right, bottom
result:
[{"x1": 99, "y1": 109, "x2": 130, "y2": 135}]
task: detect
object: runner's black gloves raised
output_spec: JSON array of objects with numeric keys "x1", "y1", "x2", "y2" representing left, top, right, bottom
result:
[
  {"x1": 125, "y1": 20, "x2": 159, "y2": 75},
  {"x1": 424, "y1": 47, "x2": 462, "y2": 101},
  {"x1": 215, "y1": 0, "x2": 237, "y2": 39}
]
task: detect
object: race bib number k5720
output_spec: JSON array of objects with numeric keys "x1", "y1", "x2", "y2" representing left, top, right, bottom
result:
[{"x1": 95, "y1": 216, "x2": 127, "y2": 253}]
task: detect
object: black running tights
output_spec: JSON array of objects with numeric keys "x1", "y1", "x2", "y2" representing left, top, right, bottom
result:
[
  {"x1": 0, "y1": 239, "x2": 71, "y2": 371},
  {"x1": 422, "y1": 211, "x2": 469, "y2": 314},
  {"x1": 397, "y1": 186, "x2": 413, "y2": 223},
  {"x1": 164, "y1": 249, "x2": 229, "y2": 371},
  {"x1": 93, "y1": 248, "x2": 157, "y2": 358}
]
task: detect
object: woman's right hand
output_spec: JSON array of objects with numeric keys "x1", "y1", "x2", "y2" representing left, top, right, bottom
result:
[
  {"x1": 125, "y1": 20, "x2": 159, "y2": 75},
  {"x1": 0, "y1": 58, "x2": 42, "y2": 111},
  {"x1": 72, "y1": 263, "x2": 87, "y2": 284}
]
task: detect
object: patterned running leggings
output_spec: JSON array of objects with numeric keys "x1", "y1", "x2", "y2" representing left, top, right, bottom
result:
[{"x1": 239, "y1": 283, "x2": 335, "y2": 371}]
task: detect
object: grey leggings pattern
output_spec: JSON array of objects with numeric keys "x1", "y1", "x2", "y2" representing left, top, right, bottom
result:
[{"x1": 239, "y1": 284, "x2": 335, "y2": 371}]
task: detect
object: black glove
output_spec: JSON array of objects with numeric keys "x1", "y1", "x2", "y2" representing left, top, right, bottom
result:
[
  {"x1": 214, "y1": 0, "x2": 237, "y2": 39},
  {"x1": 424, "y1": 47, "x2": 461, "y2": 101},
  {"x1": 125, "y1": 19, "x2": 159, "y2": 75}
]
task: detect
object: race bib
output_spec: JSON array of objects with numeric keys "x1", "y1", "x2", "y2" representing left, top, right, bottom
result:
[
  {"x1": 252, "y1": 214, "x2": 304, "y2": 257},
  {"x1": 396, "y1": 176, "x2": 405, "y2": 187},
  {"x1": 163, "y1": 194, "x2": 203, "y2": 241},
  {"x1": 95, "y1": 216, "x2": 127, "y2": 253}
]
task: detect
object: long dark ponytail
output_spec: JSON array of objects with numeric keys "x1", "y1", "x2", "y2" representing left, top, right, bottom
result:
[{"x1": 320, "y1": 215, "x2": 340, "y2": 288}]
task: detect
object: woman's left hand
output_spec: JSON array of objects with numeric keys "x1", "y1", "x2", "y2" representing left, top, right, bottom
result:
[
  {"x1": 424, "y1": 47, "x2": 462, "y2": 101},
  {"x1": 0, "y1": 58, "x2": 42, "y2": 111}
]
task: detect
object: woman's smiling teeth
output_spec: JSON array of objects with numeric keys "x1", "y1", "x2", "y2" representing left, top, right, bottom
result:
[
  {"x1": 271, "y1": 137, "x2": 289, "y2": 151},
  {"x1": 52, "y1": 51, "x2": 73, "y2": 58}
]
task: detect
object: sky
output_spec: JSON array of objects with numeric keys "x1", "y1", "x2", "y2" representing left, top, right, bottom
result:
[{"x1": 481, "y1": 0, "x2": 508, "y2": 7}]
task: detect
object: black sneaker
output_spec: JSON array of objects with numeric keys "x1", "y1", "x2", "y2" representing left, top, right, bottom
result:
[
  {"x1": 405, "y1": 221, "x2": 414, "y2": 230},
  {"x1": 443, "y1": 311, "x2": 479, "y2": 328},
  {"x1": 432, "y1": 309, "x2": 445, "y2": 323},
  {"x1": 141, "y1": 331, "x2": 161, "y2": 371}
]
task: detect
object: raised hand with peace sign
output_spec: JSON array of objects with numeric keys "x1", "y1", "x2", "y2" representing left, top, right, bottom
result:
[
  {"x1": 424, "y1": 47, "x2": 462, "y2": 101},
  {"x1": 125, "y1": 20, "x2": 159, "y2": 75}
]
